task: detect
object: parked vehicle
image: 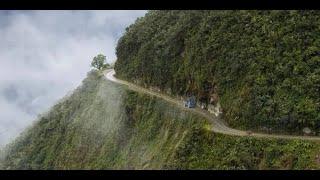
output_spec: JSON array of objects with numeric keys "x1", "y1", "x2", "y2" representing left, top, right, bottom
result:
[{"x1": 184, "y1": 96, "x2": 196, "y2": 108}]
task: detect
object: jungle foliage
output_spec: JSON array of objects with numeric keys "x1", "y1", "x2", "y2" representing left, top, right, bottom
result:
[
  {"x1": 1, "y1": 71, "x2": 320, "y2": 170},
  {"x1": 115, "y1": 10, "x2": 320, "y2": 134}
]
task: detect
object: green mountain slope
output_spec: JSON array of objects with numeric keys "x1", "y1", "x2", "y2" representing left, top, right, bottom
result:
[
  {"x1": 114, "y1": 10, "x2": 320, "y2": 134},
  {"x1": 1, "y1": 71, "x2": 320, "y2": 170}
]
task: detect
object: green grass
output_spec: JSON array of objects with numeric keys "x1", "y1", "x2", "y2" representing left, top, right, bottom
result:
[
  {"x1": 168, "y1": 129, "x2": 320, "y2": 169},
  {"x1": 1, "y1": 70, "x2": 320, "y2": 169}
]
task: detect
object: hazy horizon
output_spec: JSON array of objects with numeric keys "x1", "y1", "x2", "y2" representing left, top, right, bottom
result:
[{"x1": 0, "y1": 10, "x2": 147, "y2": 147}]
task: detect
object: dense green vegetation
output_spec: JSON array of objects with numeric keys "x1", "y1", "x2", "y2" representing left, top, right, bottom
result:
[
  {"x1": 1, "y1": 70, "x2": 123, "y2": 169},
  {"x1": 1, "y1": 71, "x2": 320, "y2": 170},
  {"x1": 0, "y1": 71, "x2": 204, "y2": 169},
  {"x1": 115, "y1": 10, "x2": 320, "y2": 134},
  {"x1": 169, "y1": 129, "x2": 320, "y2": 170}
]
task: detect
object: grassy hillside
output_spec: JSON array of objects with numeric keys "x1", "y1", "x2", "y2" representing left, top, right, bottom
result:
[
  {"x1": 114, "y1": 10, "x2": 320, "y2": 134},
  {"x1": 1, "y1": 71, "x2": 320, "y2": 169},
  {"x1": 0, "y1": 70, "x2": 206, "y2": 169}
]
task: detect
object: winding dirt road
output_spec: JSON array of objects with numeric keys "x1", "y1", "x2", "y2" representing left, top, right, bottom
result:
[{"x1": 104, "y1": 69, "x2": 320, "y2": 141}]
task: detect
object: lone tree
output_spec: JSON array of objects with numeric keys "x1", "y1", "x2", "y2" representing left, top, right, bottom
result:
[{"x1": 91, "y1": 54, "x2": 106, "y2": 70}]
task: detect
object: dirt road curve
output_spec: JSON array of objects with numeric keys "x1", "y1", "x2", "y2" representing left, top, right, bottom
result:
[{"x1": 104, "y1": 69, "x2": 320, "y2": 141}]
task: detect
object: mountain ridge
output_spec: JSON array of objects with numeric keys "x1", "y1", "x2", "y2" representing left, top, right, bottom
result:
[{"x1": 1, "y1": 70, "x2": 320, "y2": 169}]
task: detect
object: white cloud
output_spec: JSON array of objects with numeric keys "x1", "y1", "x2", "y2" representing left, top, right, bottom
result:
[{"x1": 0, "y1": 10, "x2": 147, "y2": 147}]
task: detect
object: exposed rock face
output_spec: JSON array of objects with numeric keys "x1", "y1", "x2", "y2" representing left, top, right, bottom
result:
[
  {"x1": 208, "y1": 102, "x2": 222, "y2": 117},
  {"x1": 210, "y1": 93, "x2": 219, "y2": 105}
]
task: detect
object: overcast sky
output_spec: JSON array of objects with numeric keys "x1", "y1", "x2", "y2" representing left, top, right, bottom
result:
[{"x1": 0, "y1": 10, "x2": 147, "y2": 147}]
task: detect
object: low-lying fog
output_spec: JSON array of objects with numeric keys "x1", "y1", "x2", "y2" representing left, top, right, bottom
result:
[{"x1": 0, "y1": 10, "x2": 147, "y2": 147}]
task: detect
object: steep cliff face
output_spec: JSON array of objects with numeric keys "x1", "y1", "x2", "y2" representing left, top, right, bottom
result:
[
  {"x1": 0, "y1": 71, "x2": 206, "y2": 169},
  {"x1": 1, "y1": 71, "x2": 320, "y2": 170},
  {"x1": 115, "y1": 10, "x2": 320, "y2": 134}
]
